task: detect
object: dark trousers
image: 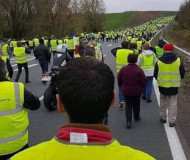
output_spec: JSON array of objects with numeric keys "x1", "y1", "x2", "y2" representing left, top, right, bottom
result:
[
  {"x1": 39, "y1": 60, "x2": 48, "y2": 75},
  {"x1": 15, "y1": 63, "x2": 29, "y2": 82},
  {"x1": 68, "y1": 51, "x2": 74, "y2": 59},
  {"x1": 6, "y1": 59, "x2": 13, "y2": 78},
  {"x1": 0, "y1": 144, "x2": 28, "y2": 160},
  {"x1": 124, "y1": 96, "x2": 140, "y2": 122}
]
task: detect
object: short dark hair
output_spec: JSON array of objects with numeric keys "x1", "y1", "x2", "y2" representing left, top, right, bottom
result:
[
  {"x1": 17, "y1": 41, "x2": 22, "y2": 47},
  {"x1": 128, "y1": 54, "x2": 138, "y2": 64},
  {"x1": 56, "y1": 57, "x2": 115, "y2": 124},
  {"x1": 0, "y1": 59, "x2": 6, "y2": 78},
  {"x1": 84, "y1": 46, "x2": 95, "y2": 57},
  {"x1": 121, "y1": 41, "x2": 129, "y2": 49},
  {"x1": 142, "y1": 43, "x2": 150, "y2": 50},
  {"x1": 39, "y1": 38, "x2": 44, "y2": 44}
]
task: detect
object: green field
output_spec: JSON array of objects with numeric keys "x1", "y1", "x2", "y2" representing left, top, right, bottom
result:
[{"x1": 104, "y1": 11, "x2": 136, "y2": 31}]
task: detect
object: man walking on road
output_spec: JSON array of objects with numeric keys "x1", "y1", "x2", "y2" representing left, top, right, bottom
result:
[
  {"x1": 154, "y1": 43, "x2": 185, "y2": 127},
  {"x1": 137, "y1": 43, "x2": 157, "y2": 103},
  {"x1": 14, "y1": 41, "x2": 30, "y2": 83},
  {"x1": 0, "y1": 59, "x2": 40, "y2": 160},
  {"x1": 11, "y1": 58, "x2": 155, "y2": 160},
  {"x1": 34, "y1": 38, "x2": 51, "y2": 76}
]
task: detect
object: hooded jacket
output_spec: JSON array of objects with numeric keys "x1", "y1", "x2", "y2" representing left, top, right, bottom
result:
[
  {"x1": 137, "y1": 50, "x2": 157, "y2": 77},
  {"x1": 154, "y1": 51, "x2": 185, "y2": 95}
]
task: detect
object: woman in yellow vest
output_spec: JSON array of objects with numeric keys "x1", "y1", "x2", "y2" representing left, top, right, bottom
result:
[
  {"x1": 11, "y1": 58, "x2": 154, "y2": 160},
  {"x1": 0, "y1": 59, "x2": 40, "y2": 160}
]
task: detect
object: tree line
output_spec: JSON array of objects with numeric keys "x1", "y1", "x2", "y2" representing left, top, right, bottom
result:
[
  {"x1": 0, "y1": 0, "x2": 105, "y2": 39},
  {"x1": 176, "y1": 0, "x2": 190, "y2": 30}
]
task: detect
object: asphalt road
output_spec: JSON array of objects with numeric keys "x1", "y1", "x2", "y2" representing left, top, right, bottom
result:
[{"x1": 10, "y1": 42, "x2": 173, "y2": 160}]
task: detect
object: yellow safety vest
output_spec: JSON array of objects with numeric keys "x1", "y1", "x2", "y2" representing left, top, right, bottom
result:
[
  {"x1": 131, "y1": 38, "x2": 137, "y2": 44},
  {"x1": 14, "y1": 47, "x2": 28, "y2": 64},
  {"x1": 139, "y1": 54, "x2": 154, "y2": 70},
  {"x1": 137, "y1": 41, "x2": 142, "y2": 50},
  {"x1": 11, "y1": 138, "x2": 155, "y2": 160},
  {"x1": 65, "y1": 39, "x2": 74, "y2": 50},
  {"x1": 0, "y1": 82, "x2": 29, "y2": 156},
  {"x1": 29, "y1": 41, "x2": 34, "y2": 47},
  {"x1": 155, "y1": 46, "x2": 164, "y2": 59},
  {"x1": 2, "y1": 44, "x2": 9, "y2": 59},
  {"x1": 50, "y1": 40, "x2": 57, "y2": 52},
  {"x1": 44, "y1": 40, "x2": 48, "y2": 46},
  {"x1": 116, "y1": 49, "x2": 133, "y2": 73},
  {"x1": 58, "y1": 40, "x2": 63, "y2": 45},
  {"x1": 157, "y1": 58, "x2": 181, "y2": 88},
  {"x1": 34, "y1": 38, "x2": 39, "y2": 47},
  {"x1": 10, "y1": 41, "x2": 17, "y2": 48}
]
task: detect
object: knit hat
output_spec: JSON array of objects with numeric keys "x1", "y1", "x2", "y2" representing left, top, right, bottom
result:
[{"x1": 163, "y1": 43, "x2": 174, "y2": 51}]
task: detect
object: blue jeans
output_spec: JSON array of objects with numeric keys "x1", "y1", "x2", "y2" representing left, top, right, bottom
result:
[
  {"x1": 143, "y1": 77, "x2": 153, "y2": 100},
  {"x1": 39, "y1": 60, "x2": 48, "y2": 75},
  {"x1": 119, "y1": 86, "x2": 125, "y2": 103}
]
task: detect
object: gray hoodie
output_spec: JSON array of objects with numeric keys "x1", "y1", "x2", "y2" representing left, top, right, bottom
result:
[{"x1": 137, "y1": 50, "x2": 157, "y2": 77}]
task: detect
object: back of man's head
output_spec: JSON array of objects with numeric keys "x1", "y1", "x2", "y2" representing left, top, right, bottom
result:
[
  {"x1": 0, "y1": 59, "x2": 6, "y2": 78},
  {"x1": 56, "y1": 57, "x2": 115, "y2": 124},
  {"x1": 39, "y1": 38, "x2": 44, "y2": 44},
  {"x1": 142, "y1": 43, "x2": 150, "y2": 50},
  {"x1": 84, "y1": 47, "x2": 95, "y2": 58},
  {"x1": 121, "y1": 41, "x2": 129, "y2": 49}
]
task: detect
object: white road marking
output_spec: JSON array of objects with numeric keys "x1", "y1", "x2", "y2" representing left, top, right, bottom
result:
[
  {"x1": 153, "y1": 79, "x2": 187, "y2": 160},
  {"x1": 14, "y1": 64, "x2": 38, "y2": 71},
  {"x1": 39, "y1": 96, "x2": 44, "y2": 101},
  {"x1": 107, "y1": 44, "x2": 112, "y2": 47}
]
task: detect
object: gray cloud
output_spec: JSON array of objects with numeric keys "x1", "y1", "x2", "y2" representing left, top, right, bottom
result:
[{"x1": 103, "y1": 0, "x2": 185, "y2": 13}]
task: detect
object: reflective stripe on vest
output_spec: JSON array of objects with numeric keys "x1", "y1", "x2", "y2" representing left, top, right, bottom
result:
[
  {"x1": 116, "y1": 49, "x2": 133, "y2": 73},
  {"x1": 155, "y1": 46, "x2": 164, "y2": 59},
  {"x1": 14, "y1": 47, "x2": 28, "y2": 64},
  {"x1": 157, "y1": 58, "x2": 181, "y2": 88},
  {"x1": 140, "y1": 54, "x2": 154, "y2": 70},
  {"x1": 0, "y1": 82, "x2": 28, "y2": 155}
]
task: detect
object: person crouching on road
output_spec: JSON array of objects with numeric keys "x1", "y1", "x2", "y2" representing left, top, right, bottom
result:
[
  {"x1": 11, "y1": 58, "x2": 155, "y2": 160},
  {"x1": 137, "y1": 44, "x2": 157, "y2": 103},
  {"x1": 118, "y1": 54, "x2": 146, "y2": 128},
  {"x1": 14, "y1": 41, "x2": 30, "y2": 83},
  {"x1": 34, "y1": 38, "x2": 51, "y2": 77},
  {"x1": 154, "y1": 43, "x2": 185, "y2": 127},
  {"x1": 0, "y1": 59, "x2": 40, "y2": 160}
]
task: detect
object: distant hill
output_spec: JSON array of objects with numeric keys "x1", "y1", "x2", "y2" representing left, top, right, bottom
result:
[{"x1": 104, "y1": 11, "x2": 177, "y2": 31}]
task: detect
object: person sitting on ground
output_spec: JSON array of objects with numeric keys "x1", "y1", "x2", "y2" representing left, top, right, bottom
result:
[{"x1": 11, "y1": 58, "x2": 155, "y2": 160}]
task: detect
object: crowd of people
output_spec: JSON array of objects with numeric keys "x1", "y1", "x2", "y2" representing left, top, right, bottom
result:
[{"x1": 0, "y1": 15, "x2": 185, "y2": 159}]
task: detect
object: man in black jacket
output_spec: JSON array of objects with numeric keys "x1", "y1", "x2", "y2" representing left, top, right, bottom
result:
[
  {"x1": 154, "y1": 43, "x2": 185, "y2": 127},
  {"x1": 34, "y1": 38, "x2": 51, "y2": 76}
]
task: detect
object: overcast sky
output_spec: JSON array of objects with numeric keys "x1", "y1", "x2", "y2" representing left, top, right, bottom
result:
[{"x1": 104, "y1": 0, "x2": 185, "y2": 13}]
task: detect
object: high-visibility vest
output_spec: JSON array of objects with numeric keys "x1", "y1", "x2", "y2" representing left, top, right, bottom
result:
[
  {"x1": 34, "y1": 38, "x2": 39, "y2": 47},
  {"x1": 29, "y1": 41, "x2": 34, "y2": 47},
  {"x1": 155, "y1": 46, "x2": 164, "y2": 59},
  {"x1": 11, "y1": 138, "x2": 155, "y2": 160},
  {"x1": 0, "y1": 82, "x2": 29, "y2": 156},
  {"x1": 131, "y1": 38, "x2": 137, "y2": 44},
  {"x1": 146, "y1": 40, "x2": 151, "y2": 47},
  {"x1": 139, "y1": 54, "x2": 154, "y2": 70},
  {"x1": 2, "y1": 44, "x2": 9, "y2": 59},
  {"x1": 50, "y1": 40, "x2": 57, "y2": 52},
  {"x1": 134, "y1": 49, "x2": 139, "y2": 54},
  {"x1": 10, "y1": 41, "x2": 17, "y2": 48},
  {"x1": 157, "y1": 58, "x2": 181, "y2": 88},
  {"x1": 44, "y1": 40, "x2": 48, "y2": 46},
  {"x1": 14, "y1": 47, "x2": 28, "y2": 64},
  {"x1": 65, "y1": 39, "x2": 74, "y2": 50},
  {"x1": 58, "y1": 40, "x2": 63, "y2": 45},
  {"x1": 76, "y1": 37, "x2": 80, "y2": 45},
  {"x1": 116, "y1": 49, "x2": 133, "y2": 73},
  {"x1": 137, "y1": 41, "x2": 142, "y2": 50}
]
